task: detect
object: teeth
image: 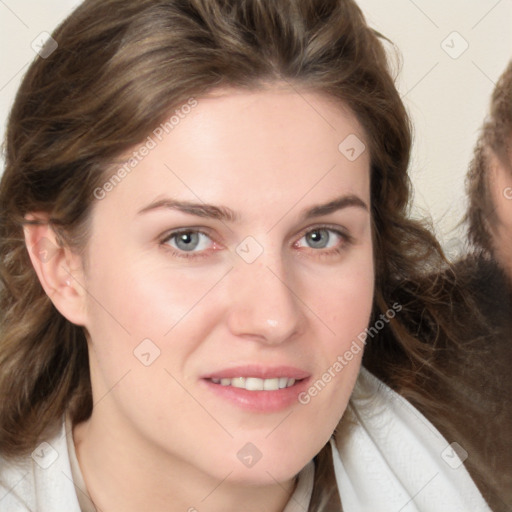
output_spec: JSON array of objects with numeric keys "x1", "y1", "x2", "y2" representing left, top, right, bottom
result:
[
  {"x1": 211, "y1": 377, "x2": 297, "y2": 391},
  {"x1": 246, "y1": 377, "x2": 264, "y2": 391},
  {"x1": 263, "y1": 378, "x2": 279, "y2": 391},
  {"x1": 231, "y1": 377, "x2": 246, "y2": 389}
]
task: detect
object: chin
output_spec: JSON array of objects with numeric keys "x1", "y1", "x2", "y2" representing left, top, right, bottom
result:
[
  {"x1": 224, "y1": 455, "x2": 310, "y2": 486},
  {"x1": 193, "y1": 433, "x2": 318, "y2": 487}
]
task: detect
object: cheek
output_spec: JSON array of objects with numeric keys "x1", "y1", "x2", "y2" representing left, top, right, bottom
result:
[
  {"x1": 306, "y1": 250, "x2": 375, "y2": 339},
  {"x1": 297, "y1": 248, "x2": 374, "y2": 401},
  {"x1": 84, "y1": 240, "x2": 223, "y2": 334},
  {"x1": 491, "y1": 192, "x2": 512, "y2": 278},
  {"x1": 81, "y1": 242, "x2": 235, "y2": 400},
  {"x1": 490, "y1": 159, "x2": 512, "y2": 229},
  {"x1": 495, "y1": 190, "x2": 512, "y2": 231}
]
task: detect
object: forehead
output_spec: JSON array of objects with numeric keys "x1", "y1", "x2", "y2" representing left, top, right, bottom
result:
[
  {"x1": 193, "y1": 84, "x2": 367, "y2": 161},
  {"x1": 98, "y1": 85, "x2": 371, "y2": 219}
]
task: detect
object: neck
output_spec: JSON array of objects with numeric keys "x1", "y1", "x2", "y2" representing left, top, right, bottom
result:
[{"x1": 72, "y1": 408, "x2": 298, "y2": 512}]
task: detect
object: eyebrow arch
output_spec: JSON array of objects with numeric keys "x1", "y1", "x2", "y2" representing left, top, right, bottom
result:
[
  {"x1": 300, "y1": 194, "x2": 368, "y2": 220},
  {"x1": 136, "y1": 194, "x2": 368, "y2": 223},
  {"x1": 137, "y1": 199, "x2": 238, "y2": 222}
]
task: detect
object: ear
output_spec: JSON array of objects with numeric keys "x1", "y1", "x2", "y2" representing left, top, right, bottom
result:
[{"x1": 24, "y1": 213, "x2": 87, "y2": 326}]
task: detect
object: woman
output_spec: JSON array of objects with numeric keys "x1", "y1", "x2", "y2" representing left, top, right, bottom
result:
[
  {"x1": 466, "y1": 60, "x2": 512, "y2": 281},
  {"x1": 0, "y1": 0, "x2": 494, "y2": 510}
]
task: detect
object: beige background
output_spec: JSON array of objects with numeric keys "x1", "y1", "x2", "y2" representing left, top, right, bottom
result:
[{"x1": 1, "y1": 0, "x2": 511, "y2": 251}]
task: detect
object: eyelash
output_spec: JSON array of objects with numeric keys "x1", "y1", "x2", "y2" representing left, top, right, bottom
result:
[{"x1": 159, "y1": 226, "x2": 353, "y2": 260}]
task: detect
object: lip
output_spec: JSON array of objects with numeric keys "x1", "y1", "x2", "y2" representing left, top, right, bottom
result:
[
  {"x1": 201, "y1": 365, "x2": 310, "y2": 380},
  {"x1": 200, "y1": 365, "x2": 311, "y2": 413}
]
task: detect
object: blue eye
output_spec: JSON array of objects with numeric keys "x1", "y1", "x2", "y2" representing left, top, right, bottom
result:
[
  {"x1": 298, "y1": 228, "x2": 344, "y2": 250},
  {"x1": 160, "y1": 226, "x2": 350, "y2": 260},
  {"x1": 164, "y1": 231, "x2": 213, "y2": 252}
]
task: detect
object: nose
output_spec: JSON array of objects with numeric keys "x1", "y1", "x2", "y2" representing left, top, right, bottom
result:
[{"x1": 226, "y1": 258, "x2": 306, "y2": 345}]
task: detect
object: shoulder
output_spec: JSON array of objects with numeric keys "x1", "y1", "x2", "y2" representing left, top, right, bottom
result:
[{"x1": 0, "y1": 416, "x2": 81, "y2": 512}]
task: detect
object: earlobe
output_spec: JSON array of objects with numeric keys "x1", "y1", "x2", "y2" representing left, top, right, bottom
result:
[{"x1": 24, "y1": 213, "x2": 87, "y2": 326}]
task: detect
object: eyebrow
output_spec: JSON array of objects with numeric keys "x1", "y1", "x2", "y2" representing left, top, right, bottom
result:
[
  {"x1": 137, "y1": 199, "x2": 238, "y2": 222},
  {"x1": 300, "y1": 195, "x2": 368, "y2": 220},
  {"x1": 136, "y1": 194, "x2": 368, "y2": 222}
]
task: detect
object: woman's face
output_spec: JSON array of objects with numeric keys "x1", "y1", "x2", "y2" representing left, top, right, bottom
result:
[
  {"x1": 488, "y1": 145, "x2": 512, "y2": 279},
  {"x1": 77, "y1": 86, "x2": 374, "y2": 484}
]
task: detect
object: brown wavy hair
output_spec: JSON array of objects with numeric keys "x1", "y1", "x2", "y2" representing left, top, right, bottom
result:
[
  {"x1": 466, "y1": 60, "x2": 512, "y2": 254},
  {"x1": 0, "y1": 0, "x2": 469, "y2": 509}
]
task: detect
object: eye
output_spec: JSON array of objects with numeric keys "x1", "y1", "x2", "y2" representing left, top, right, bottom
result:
[
  {"x1": 163, "y1": 230, "x2": 214, "y2": 253},
  {"x1": 295, "y1": 228, "x2": 348, "y2": 250}
]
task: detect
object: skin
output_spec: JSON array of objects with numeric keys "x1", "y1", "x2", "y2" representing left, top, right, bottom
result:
[
  {"x1": 25, "y1": 85, "x2": 374, "y2": 512},
  {"x1": 488, "y1": 145, "x2": 512, "y2": 280}
]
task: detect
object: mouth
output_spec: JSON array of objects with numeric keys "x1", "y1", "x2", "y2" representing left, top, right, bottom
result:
[{"x1": 201, "y1": 366, "x2": 310, "y2": 412}]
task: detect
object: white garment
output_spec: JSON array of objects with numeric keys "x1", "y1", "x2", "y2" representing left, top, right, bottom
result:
[
  {"x1": 331, "y1": 367, "x2": 492, "y2": 511},
  {"x1": 0, "y1": 367, "x2": 491, "y2": 511}
]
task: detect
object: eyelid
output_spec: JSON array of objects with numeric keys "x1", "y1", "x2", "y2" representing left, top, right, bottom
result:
[
  {"x1": 160, "y1": 226, "x2": 216, "y2": 244},
  {"x1": 159, "y1": 224, "x2": 350, "y2": 242},
  {"x1": 294, "y1": 223, "x2": 353, "y2": 244}
]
